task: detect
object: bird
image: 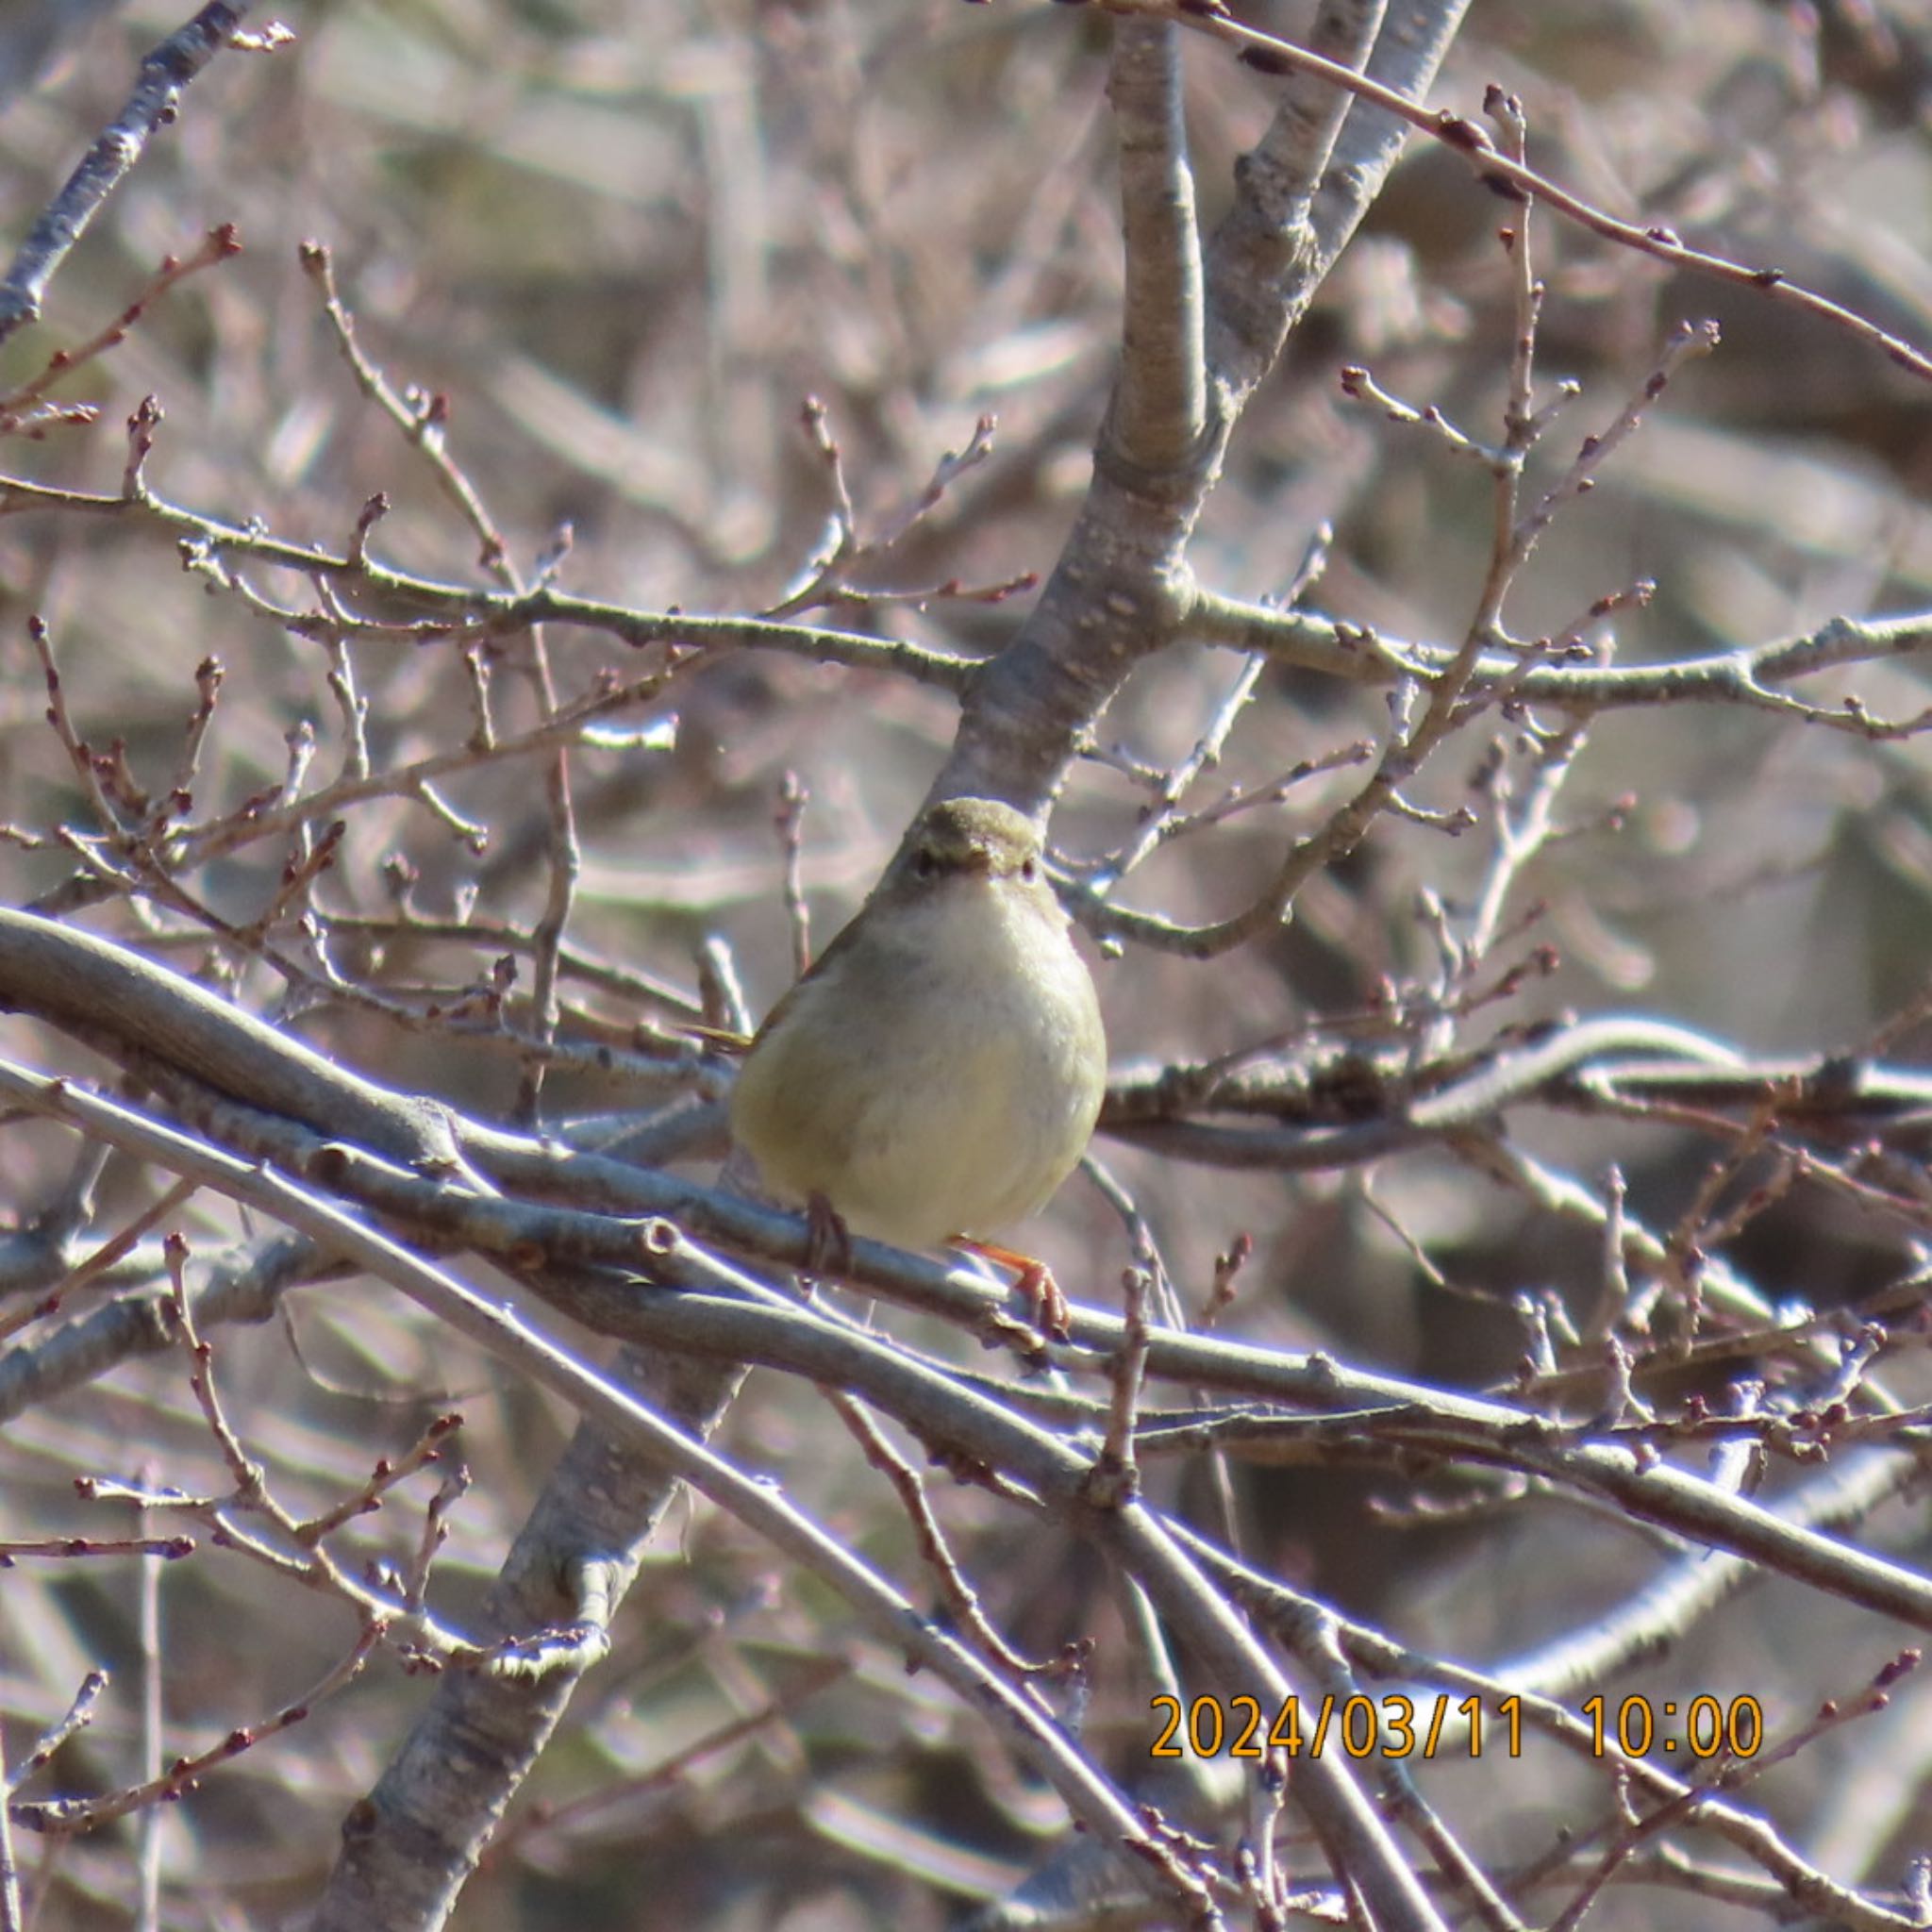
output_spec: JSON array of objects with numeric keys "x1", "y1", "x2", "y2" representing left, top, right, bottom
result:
[{"x1": 728, "y1": 795, "x2": 1107, "y2": 1336}]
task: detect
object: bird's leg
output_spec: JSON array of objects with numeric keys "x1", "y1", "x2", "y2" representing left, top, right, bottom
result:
[
  {"x1": 804, "y1": 1191, "x2": 853, "y2": 1281},
  {"x1": 950, "y1": 1236, "x2": 1072, "y2": 1341}
]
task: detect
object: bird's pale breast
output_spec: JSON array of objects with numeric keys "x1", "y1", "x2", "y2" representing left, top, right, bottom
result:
[{"x1": 730, "y1": 871, "x2": 1104, "y2": 1248}]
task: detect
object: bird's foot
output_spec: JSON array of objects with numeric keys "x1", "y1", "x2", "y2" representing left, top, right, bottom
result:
[
  {"x1": 804, "y1": 1191, "x2": 854, "y2": 1281},
  {"x1": 952, "y1": 1236, "x2": 1072, "y2": 1341}
]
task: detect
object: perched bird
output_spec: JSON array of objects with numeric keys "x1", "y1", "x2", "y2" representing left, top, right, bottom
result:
[{"x1": 728, "y1": 795, "x2": 1107, "y2": 1334}]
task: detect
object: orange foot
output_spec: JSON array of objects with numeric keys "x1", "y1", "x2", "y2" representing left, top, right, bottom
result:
[{"x1": 951, "y1": 1236, "x2": 1072, "y2": 1341}]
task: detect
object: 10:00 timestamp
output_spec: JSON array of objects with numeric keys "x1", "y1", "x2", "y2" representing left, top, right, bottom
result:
[
  {"x1": 1583, "y1": 1693, "x2": 1763, "y2": 1759},
  {"x1": 1149, "y1": 1691, "x2": 1764, "y2": 1761}
]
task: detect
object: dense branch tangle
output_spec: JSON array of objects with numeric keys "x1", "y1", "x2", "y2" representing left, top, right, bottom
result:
[{"x1": 4, "y1": 3, "x2": 1932, "y2": 1930}]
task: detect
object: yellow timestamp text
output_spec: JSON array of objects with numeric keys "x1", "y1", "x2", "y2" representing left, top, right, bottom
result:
[
  {"x1": 1149, "y1": 1692, "x2": 1765, "y2": 1761},
  {"x1": 1582, "y1": 1693, "x2": 1763, "y2": 1760}
]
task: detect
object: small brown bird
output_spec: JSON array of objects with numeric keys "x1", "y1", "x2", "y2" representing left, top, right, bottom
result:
[{"x1": 728, "y1": 796, "x2": 1107, "y2": 1333}]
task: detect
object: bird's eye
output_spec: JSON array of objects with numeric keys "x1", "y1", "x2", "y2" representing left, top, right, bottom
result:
[
  {"x1": 1020, "y1": 856, "x2": 1039, "y2": 883},
  {"x1": 912, "y1": 848, "x2": 940, "y2": 880}
]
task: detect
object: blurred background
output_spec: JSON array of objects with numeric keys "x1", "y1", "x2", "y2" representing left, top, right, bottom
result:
[{"x1": 0, "y1": 0, "x2": 127, "y2": 108}]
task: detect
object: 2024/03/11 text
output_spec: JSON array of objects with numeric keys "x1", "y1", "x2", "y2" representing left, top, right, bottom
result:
[{"x1": 1149, "y1": 1692, "x2": 1766, "y2": 1761}]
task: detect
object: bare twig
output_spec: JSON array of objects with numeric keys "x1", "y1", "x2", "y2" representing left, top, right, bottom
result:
[{"x1": 0, "y1": 7, "x2": 273, "y2": 342}]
